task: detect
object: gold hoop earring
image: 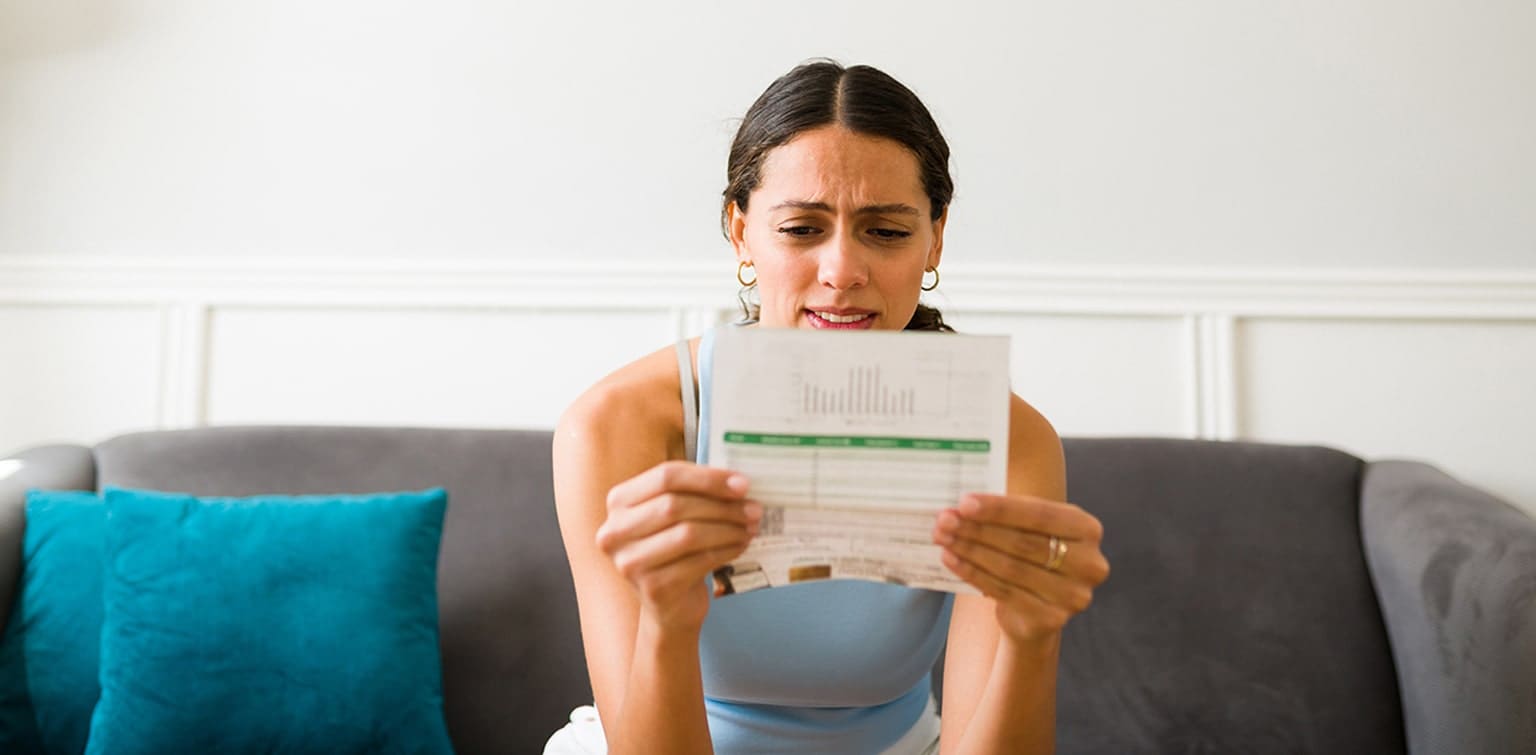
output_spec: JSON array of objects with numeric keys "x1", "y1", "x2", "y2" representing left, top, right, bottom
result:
[
  {"x1": 921, "y1": 266, "x2": 939, "y2": 292},
  {"x1": 737, "y1": 261, "x2": 757, "y2": 287}
]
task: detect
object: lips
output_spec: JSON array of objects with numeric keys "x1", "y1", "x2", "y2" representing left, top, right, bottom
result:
[{"x1": 805, "y1": 309, "x2": 876, "y2": 330}]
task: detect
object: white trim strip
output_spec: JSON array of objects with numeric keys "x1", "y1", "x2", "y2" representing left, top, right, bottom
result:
[
  {"x1": 155, "y1": 301, "x2": 209, "y2": 429},
  {"x1": 1182, "y1": 316, "x2": 1202, "y2": 440},
  {"x1": 1199, "y1": 315, "x2": 1239, "y2": 441},
  {"x1": 3, "y1": 258, "x2": 1535, "y2": 319}
]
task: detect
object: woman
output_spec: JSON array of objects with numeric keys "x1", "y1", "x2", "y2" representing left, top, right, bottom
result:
[{"x1": 549, "y1": 60, "x2": 1109, "y2": 755}]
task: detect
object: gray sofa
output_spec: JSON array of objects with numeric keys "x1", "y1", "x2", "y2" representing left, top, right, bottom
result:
[{"x1": 3, "y1": 426, "x2": 1533, "y2": 754}]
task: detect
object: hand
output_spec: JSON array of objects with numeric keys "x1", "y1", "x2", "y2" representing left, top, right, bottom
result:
[
  {"x1": 597, "y1": 461, "x2": 761, "y2": 632},
  {"x1": 933, "y1": 493, "x2": 1110, "y2": 643}
]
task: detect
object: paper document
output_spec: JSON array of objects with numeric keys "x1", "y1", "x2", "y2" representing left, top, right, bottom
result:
[{"x1": 706, "y1": 328, "x2": 1011, "y2": 595}]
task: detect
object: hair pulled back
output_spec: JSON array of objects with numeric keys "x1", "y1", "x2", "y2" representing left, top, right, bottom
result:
[{"x1": 724, "y1": 60, "x2": 954, "y2": 332}]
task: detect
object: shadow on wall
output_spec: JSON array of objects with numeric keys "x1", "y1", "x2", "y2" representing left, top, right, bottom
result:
[{"x1": 0, "y1": 0, "x2": 122, "y2": 65}]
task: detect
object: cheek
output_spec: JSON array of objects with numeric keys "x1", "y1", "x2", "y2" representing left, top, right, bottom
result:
[
  {"x1": 755, "y1": 258, "x2": 812, "y2": 296},
  {"x1": 881, "y1": 258, "x2": 927, "y2": 290}
]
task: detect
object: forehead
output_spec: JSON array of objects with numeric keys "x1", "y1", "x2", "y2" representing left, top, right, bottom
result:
[{"x1": 754, "y1": 126, "x2": 928, "y2": 212}]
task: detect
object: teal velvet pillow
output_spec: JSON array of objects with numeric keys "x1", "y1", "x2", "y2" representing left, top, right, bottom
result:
[
  {"x1": 0, "y1": 490, "x2": 107, "y2": 755},
  {"x1": 84, "y1": 486, "x2": 454, "y2": 755}
]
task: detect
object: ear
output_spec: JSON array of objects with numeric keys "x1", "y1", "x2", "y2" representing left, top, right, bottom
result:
[
  {"x1": 727, "y1": 201, "x2": 750, "y2": 263},
  {"x1": 927, "y1": 206, "x2": 948, "y2": 270}
]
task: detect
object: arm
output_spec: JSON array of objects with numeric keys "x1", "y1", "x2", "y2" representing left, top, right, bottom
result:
[
  {"x1": 935, "y1": 396, "x2": 1110, "y2": 755},
  {"x1": 0, "y1": 444, "x2": 96, "y2": 633},
  {"x1": 552, "y1": 378, "x2": 759, "y2": 755},
  {"x1": 1360, "y1": 460, "x2": 1536, "y2": 754}
]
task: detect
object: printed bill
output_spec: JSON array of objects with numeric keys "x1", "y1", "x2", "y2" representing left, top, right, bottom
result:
[{"x1": 705, "y1": 328, "x2": 1011, "y2": 595}]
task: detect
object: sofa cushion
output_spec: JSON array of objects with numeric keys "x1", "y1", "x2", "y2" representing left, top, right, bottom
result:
[
  {"x1": 84, "y1": 486, "x2": 454, "y2": 755},
  {"x1": 0, "y1": 490, "x2": 105, "y2": 755},
  {"x1": 1055, "y1": 438, "x2": 1406, "y2": 753}
]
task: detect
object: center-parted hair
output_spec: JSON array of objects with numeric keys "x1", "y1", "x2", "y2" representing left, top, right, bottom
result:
[{"x1": 723, "y1": 60, "x2": 955, "y2": 332}]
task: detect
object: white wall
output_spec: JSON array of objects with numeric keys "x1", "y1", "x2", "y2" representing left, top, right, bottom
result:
[
  {"x1": 2, "y1": 3, "x2": 1533, "y2": 513},
  {"x1": 1, "y1": 1, "x2": 1532, "y2": 267},
  {"x1": 3, "y1": 260, "x2": 1533, "y2": 517}
]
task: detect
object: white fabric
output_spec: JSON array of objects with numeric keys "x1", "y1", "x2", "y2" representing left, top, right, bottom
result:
[
  {"x1": 542, "y1": 697, "x2": 941, "y2": 755},
  {"x1": 542, "y1": 705, "x2": 606, "y2": 755}
]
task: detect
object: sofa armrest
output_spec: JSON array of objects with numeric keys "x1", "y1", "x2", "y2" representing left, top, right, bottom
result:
[
  {"x1": 1361, "y1": 460, "x2": 1536, "y2": 755},
  {"x1": 0, "y1": 444, "x2": 96, "y2": 633}
]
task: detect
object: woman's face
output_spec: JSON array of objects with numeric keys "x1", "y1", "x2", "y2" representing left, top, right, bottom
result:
[{"x1": 728, "y1": 125, "x2": 946, "y2": 331}]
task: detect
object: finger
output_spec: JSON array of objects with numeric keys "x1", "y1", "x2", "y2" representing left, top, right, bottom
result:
[
  {"x1": 939, "y1": 506, "x2": 1111, "y2": 586},
  {"x1": 934, "y1": 509, "x2": 1056, "y2": 568},
  {"x1": 609, "y1": 520, "x2": 755, "y2": 581},
  {"x1": 599, "y1": 493, "x2": 762, "y2": 549},
  {"x1": 608, "y1": 461, "x2": 750, "y2": 511},
  {"x1": 954, "y1": 494, "x2": 1103, "y2": 542},
  {"x1": 942, "y1": 537, "x2": 1095, "y2": 613},
  {"x1": 633, "y1": 539, "x2": 753, "y2": 603},
  {"x1": 939, "y1": 549, "x2": 1064, "y2": 617},
  {"x1": 936, "y1": 511, "x2": 1102, "y2": 580}
]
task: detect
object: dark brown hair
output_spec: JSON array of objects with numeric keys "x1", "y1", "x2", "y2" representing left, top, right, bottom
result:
[{"x1": 724, "y1": 60, "x2": 955, "y2": 333}]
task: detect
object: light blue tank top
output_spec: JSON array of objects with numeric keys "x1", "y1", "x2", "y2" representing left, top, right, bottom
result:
[{"x1": 684, "y1": 327, "x2": 953, "y2": 754}]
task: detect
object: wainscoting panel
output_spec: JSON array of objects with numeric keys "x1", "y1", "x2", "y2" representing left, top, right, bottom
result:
[
  {"x1": 1238, "y1": 317, "x2": 1536, "y2": 511},
  {"x1": 0, "y1": 304, "x2": 164, "y2": 454},
  {"x1": 3, "y1": 257, "x2": 1533, "y2": 513},
  {"x1": 941, "y1": 311, "x2": 1193, "y2": 439},
  {"x1": 205, "y1": 306, "x2": 679, "y2": 430}
]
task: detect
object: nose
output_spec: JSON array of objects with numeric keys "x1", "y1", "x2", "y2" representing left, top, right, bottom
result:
[{"x1": 817, "y1": 232, "x2": 868, "y2": 291}]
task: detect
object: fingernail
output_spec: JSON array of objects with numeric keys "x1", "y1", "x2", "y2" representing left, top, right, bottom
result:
[
  {"x1": 958, "y1": 496, "x2": 981, "y2": 515},
  {"x1": 727, "y1": 475, "x2": 750, "y2": 495},
  {"x1": 934, "y1": 529, "x2": 954, "y2": 545},
  {"x1": 743, "y1": 501, "x2": 763, "y2": 521},
  {"x1": 936, "y1": 510, "x2": 958, "y2": 530}
]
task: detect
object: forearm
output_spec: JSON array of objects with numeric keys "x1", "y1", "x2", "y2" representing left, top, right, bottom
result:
[
  {"x1": 951, "y1": 634, "x2": 1059, "y2": 755},
  {"x1": 607, "y1": 613, "x2": 714, "y2": 755}
]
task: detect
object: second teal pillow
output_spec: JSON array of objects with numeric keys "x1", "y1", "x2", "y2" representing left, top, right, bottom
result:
[
  {"x1": 0, "y1": 490, "x2": 105, "y2": 755},
  {"x1": 85, "y1": 486, "x2": 454, "y2": 755}
]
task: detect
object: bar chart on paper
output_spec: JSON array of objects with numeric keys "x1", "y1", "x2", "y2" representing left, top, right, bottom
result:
[
  {"x1": 798, "y1": 365, "x2": 918, "y2": 417},
  {"x1": 708, "y1": 329, "x2": 1011, "y2": 512},
  {"x1": 776, "y1": 347, "x2": 981, "y2": 425}
]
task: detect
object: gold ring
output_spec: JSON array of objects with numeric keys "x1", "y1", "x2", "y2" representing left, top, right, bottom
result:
[{"x1": 1045, "y1": 536, "x2": 1068, "y2": 572}]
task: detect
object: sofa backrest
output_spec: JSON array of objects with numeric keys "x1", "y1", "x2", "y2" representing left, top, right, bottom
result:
[
  {"x1": 1056, "y1": 437, "x2": 1406, "y2": 753},
  {"x1": 92, "y1": 426, "x2": 588, "y2": 755},
  {"x1": 8, "y1": 429, "x2": 1410, "y2": 753}
]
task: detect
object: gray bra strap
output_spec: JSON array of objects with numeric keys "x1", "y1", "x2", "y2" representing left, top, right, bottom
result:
[{"x1": 676, "y1": 339, "x2": 698, "y2": 463}]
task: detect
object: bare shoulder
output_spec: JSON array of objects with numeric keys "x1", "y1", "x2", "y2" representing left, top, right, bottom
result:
[
  {"x1": 1008, "y1": 393, "x2": 1061, "y2": 447},
  {"x1": 552, "y1": 340, "x2": 695, "y2": 503},
  {"x1": 1007, "y1": 393, "x2": 1067, "y2": 499},
  {"x1": 558, "y1": 342, "x2": 687, "y2": 436}
]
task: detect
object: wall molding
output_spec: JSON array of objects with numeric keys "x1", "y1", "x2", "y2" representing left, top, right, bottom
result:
[
  {"x1": 3, "y1": 256, "x2": 1536, "y2": 318},
  {"x1": 155, "y1": 301, "x2": 210, "y2": 428},
  {"x1": 1186, "y1": 314, "x2": 1238, "y2": 441},
  {"x1": 4, "y1": 256, "x2": 1535, "y2": 440}
]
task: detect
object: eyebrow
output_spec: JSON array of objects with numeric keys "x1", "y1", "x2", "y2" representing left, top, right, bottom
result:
[{"x1": 768, "y1": 200, "x2": 921, "y2": 216}]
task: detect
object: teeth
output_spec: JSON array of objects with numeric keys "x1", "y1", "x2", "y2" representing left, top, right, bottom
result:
[{"x1": 815, "y1": 311, "x2": 871, "y2": 323}]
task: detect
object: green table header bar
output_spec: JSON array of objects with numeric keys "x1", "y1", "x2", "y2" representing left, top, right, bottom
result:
[{"x1": 723, "y1": 432, "x2": 990, "y2": 453}]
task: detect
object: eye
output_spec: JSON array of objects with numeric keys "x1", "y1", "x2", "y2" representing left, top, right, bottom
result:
[
  {"x1": 777, "y1": 226, "x2": 820, "y2": 237},
  {"x1": 868, "y1": 228, "x2": 912, "y2": 240}
]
